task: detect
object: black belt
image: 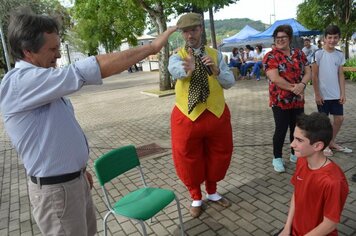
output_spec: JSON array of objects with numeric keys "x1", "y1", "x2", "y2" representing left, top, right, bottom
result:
[{"x1": 30, "y1": 169, "x2": 84, "y2": 185}]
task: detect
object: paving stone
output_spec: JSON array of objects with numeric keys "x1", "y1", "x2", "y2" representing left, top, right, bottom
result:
[
  {"x1": 1, "y1": 75, "x2": 356, "y2": 235},
  {"x1": 235, "y1": 218, "x2": 257, "y2": 233},
  {"x1": 186, "y1": 223, "x2": 210, "y2": 235}
]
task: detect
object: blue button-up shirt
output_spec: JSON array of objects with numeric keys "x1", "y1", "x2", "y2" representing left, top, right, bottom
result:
[{"x1": 0, "y1": 57, "x2": 102, "y2": 177}]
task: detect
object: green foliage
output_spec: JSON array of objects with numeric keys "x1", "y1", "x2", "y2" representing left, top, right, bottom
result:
[
  {"x1": 0, "y1": 0, "x2": 70, "y2": 70},
  {"x1": 0, "y1": 0, "x2": 71, "y2": 41},
  {"x1": 174, "y1": 0, "x2": 238, "y2": 14},
  {"x1": 297, "y1": 0, "x2": 356, "y2": 58},
  {"x1": 167, "y1": 18, "x2": 266, "y2": 50},
  {"x1": 297, "y1": 0, "x2": 356, "y2": 36},
  {"x1": 344, "y1": 57, "x2": 356, "y2": 81},
  {"x1": 71, "y1": 0, "x2": 146, "y2": 55}
]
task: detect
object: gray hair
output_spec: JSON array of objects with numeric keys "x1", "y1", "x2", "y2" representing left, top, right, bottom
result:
[{"x1": 8, "y1": 11, "x2": 59, "y2": 61}]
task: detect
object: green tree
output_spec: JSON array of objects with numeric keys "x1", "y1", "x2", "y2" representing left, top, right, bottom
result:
[
  {"x1": 71, "y1": 0, "x2": 239, "y2": 91},
  {"x1": 297, "y1": 0, "x2": 356, "y2": 59},
  {"x1": 175, "y1": 0, "x2": 239, "y2": 48},
  {"x1": 133, "y1": 0, "x2": 239, "y2": 89},
  {"x1": 0, "y1": 0, "x2": 71, "y2": 71},
  {"x1": 131, "y1": 0, "x2": 181, "y2": 90},
  {"x1": 71, "y1": 0, "x2": 146, "y2": 55}
]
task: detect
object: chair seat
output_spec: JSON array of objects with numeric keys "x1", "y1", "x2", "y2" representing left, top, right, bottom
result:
[{"x1": 113, "y1": 187, "x2": 175, "y2": 221}]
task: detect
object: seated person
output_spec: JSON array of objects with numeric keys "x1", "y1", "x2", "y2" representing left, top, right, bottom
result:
[
  {"x1": 228, "y1": 47, "x2": 242, "y2": 70},
  {"x1": 251, "y1": 45, "x2": 264, "y2": 81},
  {"x1": 240, "y1": 45, "x2": 255, "y2": 79}
]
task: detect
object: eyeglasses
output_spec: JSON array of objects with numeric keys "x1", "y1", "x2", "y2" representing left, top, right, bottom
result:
[
  {"x1": 181, "y1": 26, "x2": 201, "y2": 34},
  {"x1": 275, "y1": 36, "x2": 289, "y2": 41}
]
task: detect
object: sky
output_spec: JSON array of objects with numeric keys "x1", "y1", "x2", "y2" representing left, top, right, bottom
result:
[{"x1": 169, "y1": 0, "x2": 304, "y2": 26}]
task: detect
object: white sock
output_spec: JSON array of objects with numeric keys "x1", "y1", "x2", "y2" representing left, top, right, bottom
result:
[
  {"x1": 206, "y1": 193, "x2": 222, "y2": 201},
  {"x1": 191, "y1": 200, "x2": 202, "y2": 207}
]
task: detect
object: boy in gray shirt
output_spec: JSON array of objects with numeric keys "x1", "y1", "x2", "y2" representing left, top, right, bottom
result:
[{"x1": 312, "y1": 25, "x2": 352, "y2": 157}]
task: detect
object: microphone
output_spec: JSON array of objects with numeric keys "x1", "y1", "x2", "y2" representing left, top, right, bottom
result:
[{"x1": 198, "y1": 55, "x2": 213, "y2": 76}]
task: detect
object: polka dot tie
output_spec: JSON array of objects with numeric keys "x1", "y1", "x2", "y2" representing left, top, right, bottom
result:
[{"x1": 186, "y1": 45, "x2": 210, "y2": 114}]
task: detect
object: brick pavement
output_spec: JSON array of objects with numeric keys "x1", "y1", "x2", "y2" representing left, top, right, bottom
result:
[{"x1": 0, "y1": 71, "x2": 355, "y2": 235}]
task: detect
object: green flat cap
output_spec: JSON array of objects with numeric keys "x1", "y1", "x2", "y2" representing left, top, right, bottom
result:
[{"x1": 177, "y1": 13, "x2": 202, "y2": 29}]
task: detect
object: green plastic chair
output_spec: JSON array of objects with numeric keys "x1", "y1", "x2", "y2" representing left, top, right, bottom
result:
[{"x1": 94, "y1": 145, "x2": 185, "y2": 236}]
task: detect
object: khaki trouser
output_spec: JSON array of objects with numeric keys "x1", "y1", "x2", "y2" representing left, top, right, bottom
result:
[{"x1": 28, "y1": 172, "x2": 97, "y2": 236}]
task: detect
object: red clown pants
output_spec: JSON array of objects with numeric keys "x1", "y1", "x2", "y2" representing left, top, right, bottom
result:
[{"x1": 170, "y1": 105, "x2": 233, "y2": 200}]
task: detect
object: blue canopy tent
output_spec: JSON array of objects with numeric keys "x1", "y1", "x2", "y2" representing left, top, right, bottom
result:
[
  {"x1": 222, "y1": 25, "x2": 261, "y2": 44},
  {"x1": 249, "y1": 18, "x2": 321, "y2": 40},
  {"x1": 219, "y1": 18, "x2": 321, "y2": 52}
]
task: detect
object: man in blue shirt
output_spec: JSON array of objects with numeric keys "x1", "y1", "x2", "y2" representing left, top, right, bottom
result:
[{"x1": 0, "y1": 11, "x2": 176, "y2": 235}]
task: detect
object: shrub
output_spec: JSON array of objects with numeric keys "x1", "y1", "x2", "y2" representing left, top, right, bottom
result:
[{"x1": 344, "y1": 57, "x2": 356, "y2": 81}]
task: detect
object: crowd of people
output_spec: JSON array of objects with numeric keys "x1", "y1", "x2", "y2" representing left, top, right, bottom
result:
[
  {"x1": 0, "y1": 9, "x2": 354, "y2": 236},
  {"x1": 229, "y1": 44, "x2": 265, "y2": 81}
]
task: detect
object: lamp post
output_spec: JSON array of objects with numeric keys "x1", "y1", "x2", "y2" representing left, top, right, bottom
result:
[{"x1": 270, "y1": 14, "x2": 275, "y2": 25}]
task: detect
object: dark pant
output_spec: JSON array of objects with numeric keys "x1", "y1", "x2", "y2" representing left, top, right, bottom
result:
[{"x1": 272, "y1": 106, "x2": 304, "y2": 158}]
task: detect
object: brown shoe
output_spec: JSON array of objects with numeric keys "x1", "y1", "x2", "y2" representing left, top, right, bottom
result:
[
  {"x1": 189, "y1": 205, "x2": 203, "y2": 218},
  {"x1": 210, "y1": 197, "x2": 231, "y2": 207}
]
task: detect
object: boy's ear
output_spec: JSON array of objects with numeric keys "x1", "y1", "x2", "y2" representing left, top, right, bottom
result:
[{"x1": 313, "y1": 141, "x2": 325, "y2": 151}]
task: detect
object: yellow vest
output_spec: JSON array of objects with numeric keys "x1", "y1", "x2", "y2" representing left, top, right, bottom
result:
[{"x1": 175, "y1": 47, "x2": 225, "y2": 121}]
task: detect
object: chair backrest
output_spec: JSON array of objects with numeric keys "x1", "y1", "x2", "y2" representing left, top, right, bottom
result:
[{"x1": 94, "y1": 145, "x2": 140, "y2": 186}]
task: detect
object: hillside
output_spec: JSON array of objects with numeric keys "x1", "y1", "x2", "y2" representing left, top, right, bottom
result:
[{"x1": 168, "y1": 18, "x2": 267, "y2": 49}]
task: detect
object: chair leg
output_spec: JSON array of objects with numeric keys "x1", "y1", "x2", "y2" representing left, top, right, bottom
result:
[
  {"x1": 103, "y1": 211, "x2": 113, "y2": 236},
  {"x1": 138, "y1": 220, "x2": 148, "y2": 236},
  {"x1": 175, "y1": 196, "x2": 185, "y2": 236}
]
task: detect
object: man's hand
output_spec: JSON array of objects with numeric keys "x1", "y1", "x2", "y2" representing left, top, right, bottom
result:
[
  {"x1": 339, "y1": 94, "x2": 346, "y2": 104},
  {"x1": 201, "y1": 55, "x2": 219, "y2": 76},
  {"x1": 315, "y1": 93, "x2": 324, "y2": 105},
  {"x1": 85, "y1": 171, "x2": 94, "y2": 190},
  {"x1": 150, "y1": 26, "x2": 177, "y2": 54},
  {"x1": 183, "y1": 48, "x2": 195, "y2": 77}
]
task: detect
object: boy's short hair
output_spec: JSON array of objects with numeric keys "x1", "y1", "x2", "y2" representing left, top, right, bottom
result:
[
  {"x1": 324, "y1": 25, "x2": 341, "y2": 37},
  {"x1": 296, "y1": 112, "x2": 332, "y2": 149},
  {"x1": 304, "y1": 38, "x2": 311, "y2": 42}
]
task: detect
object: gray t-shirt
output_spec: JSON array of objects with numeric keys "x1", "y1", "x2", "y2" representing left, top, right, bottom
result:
[{"x1": 312, "y1": 49, "x2": 345, "y2": 100}]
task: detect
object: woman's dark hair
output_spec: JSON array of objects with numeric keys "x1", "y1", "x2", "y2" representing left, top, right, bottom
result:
[
  {"x1": 8, "y1": 11, "x2": 59, "y2": 61},
  {"x1": 232, "y1": 47, "x2": 238, "y2": 55},
  {"x1": 272, "y1": 24, "x2": 293, "y2": 42},
  {"x1": 255, "y1": 45, "x2": 262, "y2": 52},
  {"x1": 245, "y1": 45, "x2": 254, "y2": 51},
  {"x1": 296, "y1": 112, "x2": 333, "y2": 149}
]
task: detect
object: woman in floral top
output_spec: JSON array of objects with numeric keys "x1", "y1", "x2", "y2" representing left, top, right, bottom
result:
[{"x1": 263, "y1": 25, "x2": 311, "y2": 173}]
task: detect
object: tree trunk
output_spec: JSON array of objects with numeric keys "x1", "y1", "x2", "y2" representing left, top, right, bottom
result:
[
  {"x1": 135, "y1": 0, "x2": 172, "y2": 91},
  {"x1": 154, "y1": 15, "x2": 171, "y2": 91},
  {"x1": 0, "y1": 21, "x2": 11, "y2": 71},
  {"x1": 345, "y1": 38, "x2": 349, "y2": 59},
  {"x1": 209, "y1": 8, "x2": 217, "y2": 49}
]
